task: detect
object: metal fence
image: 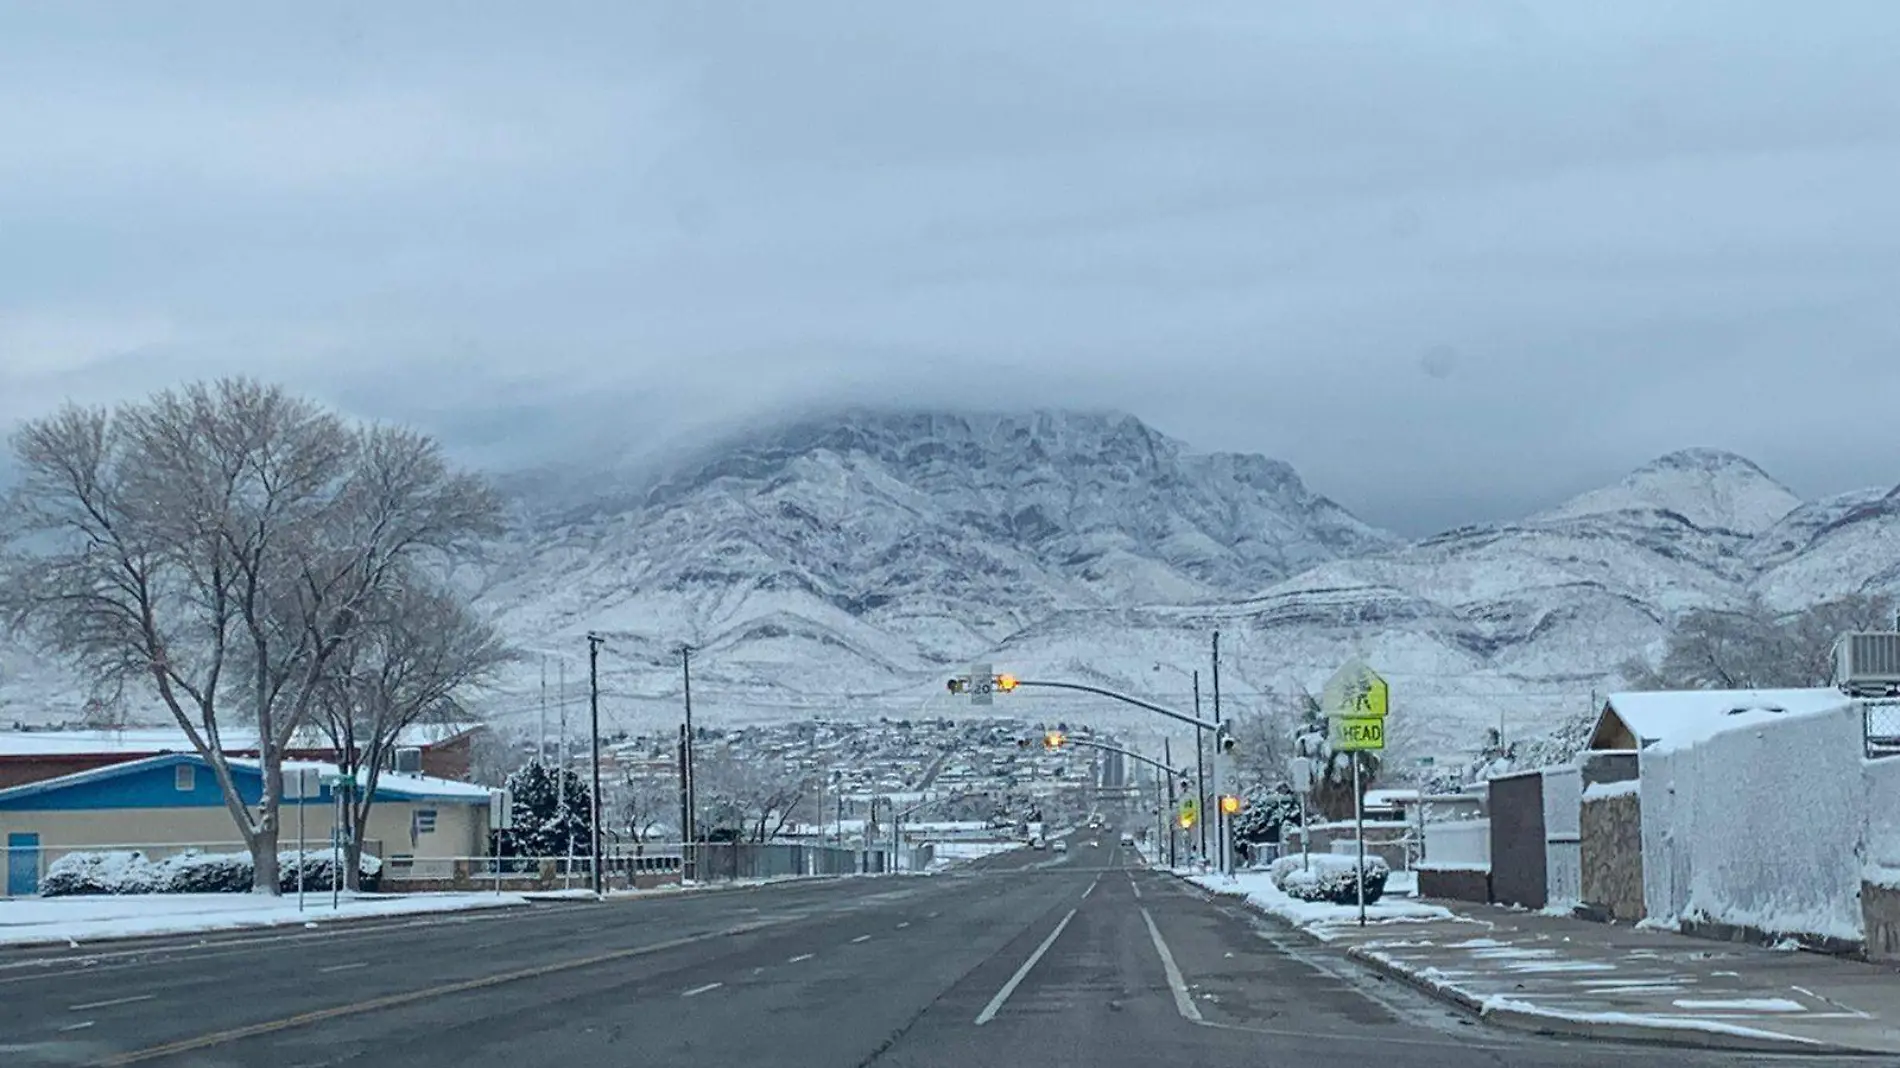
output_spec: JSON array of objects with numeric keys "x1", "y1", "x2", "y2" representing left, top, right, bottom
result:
[
  {"x1": 1865, "y1": 700, "x2": 1900, "y2": 758},
  {"x1": 377, "y1": 841, "x2": 910, "y2": 891}
]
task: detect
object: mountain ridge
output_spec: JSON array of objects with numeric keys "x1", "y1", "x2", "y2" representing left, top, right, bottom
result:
[{"x1": 5, "y1": 409, "x2": 1897, "y2": 766}]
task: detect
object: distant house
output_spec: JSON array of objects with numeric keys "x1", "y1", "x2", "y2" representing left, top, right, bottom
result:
[
  {"x1": 1, "y1": 753, "x2": 491, "y2": 898},
  {"x1": 0, "y1": 722, "x2": 488, "y2": 790},
  {"x1": 1586, "y1": 688, "x2": 1853, "y2": 751}
]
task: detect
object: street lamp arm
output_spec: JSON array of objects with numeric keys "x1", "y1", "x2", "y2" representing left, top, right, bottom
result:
[
  {"x1": 1015, "y1": 679, "x2": 1219, "y2": 732},
  {"x1": 1061, "y1": 736, "x2": 1189, "y2": 779}
]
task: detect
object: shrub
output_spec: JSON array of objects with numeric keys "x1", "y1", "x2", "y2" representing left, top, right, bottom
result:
[
  {"x1": 1273, "y1": 853, "x2": 1389, "y2": 906},
  {"x1": 38, "y1": 849, "x2": 384, "y2": 896}
]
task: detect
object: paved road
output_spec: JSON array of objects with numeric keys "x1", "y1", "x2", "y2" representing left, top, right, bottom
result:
[{"x1": 1, "y1": 831, "x2": 1874, "y2": 1067}]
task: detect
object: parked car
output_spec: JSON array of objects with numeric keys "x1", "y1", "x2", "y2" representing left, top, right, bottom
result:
[{"x1": 1053, "y1": 840, "x2": 1068, "y2": 853}]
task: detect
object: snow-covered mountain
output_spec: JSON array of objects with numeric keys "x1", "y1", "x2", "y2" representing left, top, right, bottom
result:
[{"x1": 6, "y1": 409, "x2": 1898, "y2": 767}]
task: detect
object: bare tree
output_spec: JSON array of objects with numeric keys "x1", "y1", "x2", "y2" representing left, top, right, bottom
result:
[
  {"x1": 1629, "y1": 593, "x2": 1896, "y2": 691},
  {"x1": 0, "y1": 379, "x2": 500, "y2": 892},
  {"x1": 612, "y1": 769, "x2": 677, "y2": 843},
  {"x1": 313, "y1": 576, "x2": 513, "y2": 888},
  {"x1": 693, "y1": 750, "x2": 814, "y2": 842}
]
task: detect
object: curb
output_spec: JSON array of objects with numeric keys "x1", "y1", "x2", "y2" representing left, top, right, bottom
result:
[{"x1": 1158, "y1": 868, "x2": 1871, "y2": 1057}]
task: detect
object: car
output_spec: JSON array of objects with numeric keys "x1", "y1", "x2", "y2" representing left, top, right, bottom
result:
[
  {"x1": 1031, "y1": 838, "x2": 1047, "y2": 850},
  {"x1": 1119, "y1": 833, "x2": 1135, "y2": 846},
  {"x1": 1088, "y1": 839, "x2": 1100, "y2": 848},
  {"x1": 1052, "y1": 840, "x2": 1068, "y2": 853}
]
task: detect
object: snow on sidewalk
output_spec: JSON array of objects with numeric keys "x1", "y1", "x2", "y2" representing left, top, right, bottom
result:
[
  {"x1": 0, "y1": 891, "x2": 529, "y2": 947},
  {"x1": 1185, "y1": 869, "x2": 1454, "y2": 939},
  {"x1": 1176, "y1": 869, "x2": 1900, "y2": 1054}
]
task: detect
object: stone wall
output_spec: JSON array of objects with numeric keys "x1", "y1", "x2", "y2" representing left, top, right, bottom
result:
[{"x1": 1580, "y1": 791, "x2": 1644, "y2": 922}]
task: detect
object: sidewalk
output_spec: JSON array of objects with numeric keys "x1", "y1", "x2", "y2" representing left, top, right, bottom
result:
[
  {"x1": 1185, "y1": 869, "x2": 1900, "y2": 1054},
  {"x1": 0, "y1": 891, "x2": 530, "y2": 947}
]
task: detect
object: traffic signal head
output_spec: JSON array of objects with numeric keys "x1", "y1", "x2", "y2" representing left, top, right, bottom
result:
[
  {"x1": 1043, "y1": 730, "x2": 1065, "y2": 750},
  {"x1": 996, "y1": 673, "x2": 1018, "y2": 692},
  {"x1": 1219, "y1": 794, "x2": 1241, "y2": 815},
  {"x1": 1177, "y1": 812, "x2": 1194, "y2": 829},
  {"x1": 1216, "y1": 728, "x2": 1237, "y2": 754},
  {"x1": 947, "y1": 677, "x2": 966, "y2": 694}
]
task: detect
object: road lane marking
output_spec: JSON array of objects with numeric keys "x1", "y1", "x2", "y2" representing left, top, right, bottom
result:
[
  {"x1": 896, "y1": 921, "x2": 910, "y2": 929},
  {"x1": 681, "y1": 982, "x2": 722, "y2": 997},
  {"x1": 317, "y1": 962, "x2": 368, "y2": 974},
  {"x1": 788, "y1": 953, "x2": 815, "y2": 963},
  {"x1": 1140, "y1": 907, "x2": 1202, "y2": 1023},
  {"x1": 69, "y1": 994, "x2": 155, "y2": 1011},
  {"x1": 1081, "y1": 874, "x2": 1100, "y2": 900},
  {"x1": 974, "y1": 908, "x2": 1077, "y2": 1026},
  {"x1": 61, "y1": 1021, "x2": 97, "y2": 1032},
  {"x1": 851, "y1": 934, "x2": 872, "y2": 943},
  {"x1": 88, "y1": 920, "x2": 783, "y2": 1066}
]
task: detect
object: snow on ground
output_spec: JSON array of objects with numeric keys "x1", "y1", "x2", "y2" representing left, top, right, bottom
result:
[
  {"x1": 1184, "y1": 870, "x2": 1452, "y2": 940},
  {"x1": 0, "y1": 892, "x2": 528, "y2": 946}
]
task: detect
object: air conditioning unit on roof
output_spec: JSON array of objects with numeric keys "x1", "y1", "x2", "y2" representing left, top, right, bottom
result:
[
  {"x1": 1835, "y1": 632, "x2": 1900, "y2": 695},
  {"x1": 393, "y1": 746, "x2": 424, "y2": 775}
]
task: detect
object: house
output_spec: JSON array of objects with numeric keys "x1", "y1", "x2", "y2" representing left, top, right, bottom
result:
[
  {"x1": 1, "y1": 753, "x2": 492, "y2": 897},
  {"x1": 1587, "y1": 688, "x2": 1852, "y2": 751},
  {"x1": 0, "y1": 722, "x2": 488, "y2": 790}
]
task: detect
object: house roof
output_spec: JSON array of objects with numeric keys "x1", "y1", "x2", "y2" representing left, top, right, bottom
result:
[
  {"x1": 1594, "y1": 688, "x2": 1853, "y2": 752},
  {"x1": 0, "y1": 723, "x2": 484, "y2": 759},
  {"x1": 0, "y1": 752, "x2": 490, "y2": 807}
]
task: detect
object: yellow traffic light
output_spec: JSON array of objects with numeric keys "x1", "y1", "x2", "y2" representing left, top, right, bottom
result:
[
  {"x1": 1043, "y1": 730, "x2": 1065, "y2": 750},
  {"x1": 1177, "y1": 813, "x2": 1194, "y2": 829},
  {"x1": 1219, "y1": 794, "x2": 1241, "y2": 815},
  {"x1": 996, "y1": 673, "x2": 1018, "y2": 692}
]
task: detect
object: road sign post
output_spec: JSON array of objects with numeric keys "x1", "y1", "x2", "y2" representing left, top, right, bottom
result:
[
  {"x1": 321, "y1": 771, "x2": 352, "y2": 909},
  {"x1": 1322, "y1": 660, "x2": 1389, "y2": 927}
]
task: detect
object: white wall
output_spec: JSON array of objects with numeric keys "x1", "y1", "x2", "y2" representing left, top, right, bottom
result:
[
  {"x1": 1640, "y1": 704, "x2": 1867, "y2": 942},
  {"x1": 1421, "y1": 818, "x2": 1489, "y2": 869},
  {"x1": 1863, "y1": 756, "x2": 1900, "y2": 884},
  {"x1": 1542, "y1": 766, "x2": 1582, "y2": 909}
]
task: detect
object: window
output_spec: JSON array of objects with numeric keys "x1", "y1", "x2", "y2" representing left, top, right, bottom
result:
[
  {"x1": 414, "y1": 809, "x2": 437, "y2": 834},
  {"x1": 174, "y1": 764, "x2": 195, "y2": 791}
]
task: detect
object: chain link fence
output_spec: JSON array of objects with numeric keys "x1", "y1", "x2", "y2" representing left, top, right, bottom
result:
[{"x1": 1865, "y1": 701, "x2": 1900, "y2": 758}]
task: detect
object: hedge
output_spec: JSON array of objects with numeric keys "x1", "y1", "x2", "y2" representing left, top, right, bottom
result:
[
  {"x1": 1270, "y1": 853, "x2": 1388, "y2": 906},
  {"x1": 40, "y1": 849, "x2": 383, "y2": 897}
]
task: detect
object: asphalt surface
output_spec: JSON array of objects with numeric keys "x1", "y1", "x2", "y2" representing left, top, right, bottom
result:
[{"x1": 0, "y1": 832, "x2": 1881, "y2": 1068}]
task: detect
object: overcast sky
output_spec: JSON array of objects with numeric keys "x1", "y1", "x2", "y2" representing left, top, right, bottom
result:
[{"x1": 2, "y1": 2, "x2": 1896, "y2": 535}]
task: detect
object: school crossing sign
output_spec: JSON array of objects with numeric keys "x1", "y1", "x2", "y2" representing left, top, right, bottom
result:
[{"x1": 1322, "y1": 659, "x2": 1389, "y2": 752}]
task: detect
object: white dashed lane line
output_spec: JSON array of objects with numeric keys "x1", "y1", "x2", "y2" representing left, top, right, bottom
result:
[
  {"x1": 788, "y1": 953, "x2": 815, "y2": 963},
  {"x1": 70, "y1": 994, "x2": 155, "y2": 1012},
  {"x1": 681, "y1": 982, "x2": 723, "y2": 998},
  {"x1": 318, "y1": 962, "x2": 368, "y2": 974},
  {"x1": 851, "y1": 934, "x2": 872, "y2": 943}
]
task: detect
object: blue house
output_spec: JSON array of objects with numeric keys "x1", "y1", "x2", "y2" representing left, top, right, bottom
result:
[{"x1": 1, "y1": 753, "x2": 491, "y2": 897}]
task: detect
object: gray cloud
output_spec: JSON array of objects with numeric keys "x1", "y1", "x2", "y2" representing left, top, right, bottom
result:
[{"x1": 3, "y1": 1, "x2": 1897, "y2": 534}]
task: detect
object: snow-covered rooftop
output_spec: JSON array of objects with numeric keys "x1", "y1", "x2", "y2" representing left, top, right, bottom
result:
[
  {"x1": 0, "y1": 723, "x2": 482, "y2": 758},
  {"x1": 1599, "y1": 688, "x2": 1852, "y2": 752}
]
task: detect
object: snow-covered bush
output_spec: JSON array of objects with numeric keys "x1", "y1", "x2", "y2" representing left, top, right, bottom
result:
[
  {"x1": 39, "y1": 849, "x2": 383, "y2": 896},
  {"x1": 1272, "y1": 853, "x2": 1388, "y2": 905}
]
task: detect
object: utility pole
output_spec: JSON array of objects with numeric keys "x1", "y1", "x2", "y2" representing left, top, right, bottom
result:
[
  {"x1": 558, "y1": 658, "x2": 571, "y2": 880},
  {"x1": 587, "y1": 632, "x2": 605, "y2": 896},
  {"x1": 682, "y1": 645, "x2": 696, "y2": 846},
  {"x1": 1193, "y1": 670, "x2": 1206, "y2": 866},
  {"x1": 1164, "y1": 737, "x2": 1176, "y2": 869},
  {"x1": 1211, "y1": 629, "x2": 1226, "y2": 876}
]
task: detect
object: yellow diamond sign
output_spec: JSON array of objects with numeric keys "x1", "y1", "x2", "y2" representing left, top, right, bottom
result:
[{"x1": 1322, "y1": 659, "x2": 1389, "y2": 719}]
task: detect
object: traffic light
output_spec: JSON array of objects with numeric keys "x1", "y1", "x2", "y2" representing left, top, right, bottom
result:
[
  {"x1": 1043, "y1": 730, "x2": 1065, "y2": 750},
  {"x1": 995, "y1": 673, "x2": 1018, "y2": 692},
  {"x1": 1216, "y1": 727, "x2": 1237, "y2": 755},
  {"x1": 1177, "y1": 812, "x2": 1194, "y2": 829},
  {"x1": 1219, "y1": 794, "x2": 1241, "y2": 815},
  {"x1": 947, "y1": 677, "x2": 966, "y2": 694}
]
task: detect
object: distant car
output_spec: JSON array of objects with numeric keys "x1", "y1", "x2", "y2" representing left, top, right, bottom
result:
[
  {"x1": 1031, "y1": 838, "x2": 1047, "y2": 850},
  {"x1": 1119, "y1": 833, "x2": 1135, "y2": 846},
  {"x1": 1053, "y1": 840, "x2": 1068, "y2": 853},
  {"x1": 1088, "y1": 839, "x2": 1100, "y2": 848}
]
